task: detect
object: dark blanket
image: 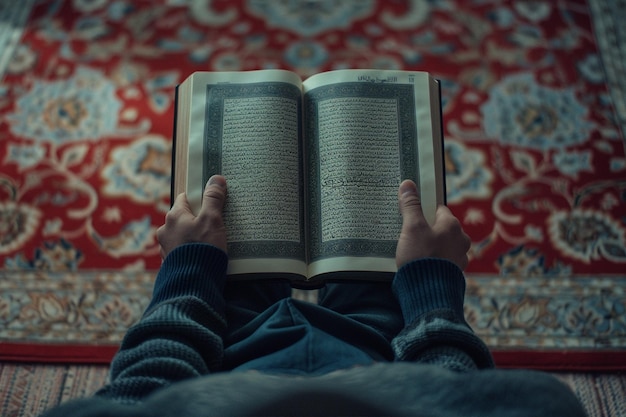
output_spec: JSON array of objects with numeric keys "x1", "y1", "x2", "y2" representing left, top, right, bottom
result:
[{"x1": 40, "y1": 362, "x2": 586, "y2": 417}]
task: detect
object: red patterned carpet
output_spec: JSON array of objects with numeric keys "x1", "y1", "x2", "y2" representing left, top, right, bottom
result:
[{"x1": 0, "y1": 0, "x2": 625, "y2": 370}]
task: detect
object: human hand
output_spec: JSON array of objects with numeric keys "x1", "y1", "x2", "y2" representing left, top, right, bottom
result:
[
  {"x1": 396, "y1": 179, "x2": 470, "y2": 270},
  {"x1": 157, "y1": 175, "x2": 228, "y2": 259}
]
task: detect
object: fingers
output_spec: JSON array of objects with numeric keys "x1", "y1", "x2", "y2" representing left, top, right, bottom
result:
[
  {"x1": 161, "y1": 194, "x2": 189, "y2": 232},
  {"x1": 171, "y1": 192, "x2": 190, "y2": 211},
  {"x1": 433, "y1": 205, "x2": 471, "y2": 270}
]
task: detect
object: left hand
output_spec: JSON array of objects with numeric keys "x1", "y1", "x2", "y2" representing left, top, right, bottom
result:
[{"x1": 157, "y1": 175, "x2": 228, "y2": 259}]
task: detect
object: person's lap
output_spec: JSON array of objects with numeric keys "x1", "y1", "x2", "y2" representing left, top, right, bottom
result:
[
  {"x1": 317, "y1": 280, "x2": 403, "y2": 342},
  {"x1": 223, "y1": 279, "x2": 403, "y2": 369},
  {"x1": 225, "y1": 279, "x2": 401, "y2": 334}
]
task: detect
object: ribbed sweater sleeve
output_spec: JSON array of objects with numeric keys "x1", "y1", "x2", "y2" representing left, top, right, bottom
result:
[
  {"x1": 391, "y1": 258, "x2": 495, "y2": 371},
  {"x1": 95, "y1": 243, "x2": 228, "y2": 404}
]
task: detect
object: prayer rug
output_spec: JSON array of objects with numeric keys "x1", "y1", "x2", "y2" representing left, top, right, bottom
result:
[{"x1": 0, "y1": 0, "x2": 624, "y2": 370}]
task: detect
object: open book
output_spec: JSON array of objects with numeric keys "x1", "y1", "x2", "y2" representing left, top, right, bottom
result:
[{"x1": 173, "y1": 69, "x2": 445, "y2": 287}]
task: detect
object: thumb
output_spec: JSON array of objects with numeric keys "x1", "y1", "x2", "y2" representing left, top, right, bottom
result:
[
  {"x1": 200, "y1": 175, "x2": 227, "y2": 215},
  {"x1": 398, "y1": 179, "x2": 425, "y2": 226}
]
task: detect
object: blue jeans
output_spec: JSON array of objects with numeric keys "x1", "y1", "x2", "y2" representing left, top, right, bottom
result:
[{"x1": 222, "y1": 280, "x2": 403, "y2": 374}]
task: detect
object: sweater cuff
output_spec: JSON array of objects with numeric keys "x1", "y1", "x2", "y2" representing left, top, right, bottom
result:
[
  {"x1": 147, "y1": 243, "x2": 228, "y2": 317},
  {"x1": 392, "y1": 258, "x2": 467, "y2": 326}
]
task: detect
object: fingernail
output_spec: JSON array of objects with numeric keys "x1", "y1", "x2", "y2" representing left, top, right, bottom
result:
[
  {"x1": 207, "y1": 175, "x2": 225, "y2": 189},
  {"x1": 399, "y1": 180, "x2": 418, "y2": 197}
]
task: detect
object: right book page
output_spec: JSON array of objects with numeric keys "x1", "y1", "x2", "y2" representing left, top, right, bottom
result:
[{"x1": 302, "y1": 70, "x2": 444, "y2": 280}]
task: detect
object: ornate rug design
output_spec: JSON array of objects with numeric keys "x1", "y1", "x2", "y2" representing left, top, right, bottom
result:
[{"x1": 1, "y1": 0, "x2": 625, "y2": 370}]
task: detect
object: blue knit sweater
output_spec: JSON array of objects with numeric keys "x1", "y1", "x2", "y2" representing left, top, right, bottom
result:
[{"x1": 40, "y1": 244, "x2": 586, "y2": 417}]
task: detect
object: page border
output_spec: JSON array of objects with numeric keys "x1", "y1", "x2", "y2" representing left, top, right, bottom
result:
[{"x1": 204, "y1": 82, "x2": 306, "y2": 260}]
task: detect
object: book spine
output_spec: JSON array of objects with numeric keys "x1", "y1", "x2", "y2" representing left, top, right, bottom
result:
[
  {"x1": 437, "y1": 80, "x2": 447, "y2": 206},
  {"x1": 171, "y1": 85, "x2": 180, "y2": 208}
]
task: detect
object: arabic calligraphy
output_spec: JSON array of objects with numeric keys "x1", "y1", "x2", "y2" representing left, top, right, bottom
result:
[
  {"x1": 318, "y1": 97, "x2": 401, "y2": 242},
  {"x1": 221, "y1": 96, "x2": 301, "y2": 243}
]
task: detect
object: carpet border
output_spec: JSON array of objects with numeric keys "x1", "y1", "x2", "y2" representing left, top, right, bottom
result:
[
  {"x1": 1, "y1": 342, "x2": 624, "y2": 371},
  {"x1": 492, "y1": 349, "x2": 626, "y2": 371},
  {"x1": 0, "y1": 342, "x2": 119, "y2": 363}
]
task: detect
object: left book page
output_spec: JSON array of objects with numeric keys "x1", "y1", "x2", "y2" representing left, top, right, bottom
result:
[{"x1": 173, "y1": 70, "x2": 307, "y2": 278}]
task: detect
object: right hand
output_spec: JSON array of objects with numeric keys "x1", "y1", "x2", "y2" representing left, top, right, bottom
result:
[{"x1": 396, "y1": 179, "x2": 470, "y2": 270}]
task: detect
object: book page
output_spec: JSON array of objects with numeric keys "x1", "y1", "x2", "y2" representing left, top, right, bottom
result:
[
  {"x1": 185, "y1": 71, "x2": 307, "y2": 275},
  {"x1": 303, "y1": 70, "x2": 442, "y2": 276}
]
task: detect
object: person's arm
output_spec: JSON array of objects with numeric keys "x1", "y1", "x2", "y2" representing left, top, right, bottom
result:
[
  {"x1": 391, "y1": 180, "x2": 494, "y2": 371},
  {"x1": 96, "y1": 176, "x2": 231, "y2": 404}
]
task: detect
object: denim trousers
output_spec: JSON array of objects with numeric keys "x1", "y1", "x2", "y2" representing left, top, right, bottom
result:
[{"x1": 221, "y1": 280, "x2": 404, "y2": 374}]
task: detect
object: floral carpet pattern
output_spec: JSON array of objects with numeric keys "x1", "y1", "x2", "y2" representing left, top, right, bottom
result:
[{"x1": 0, "y1": 0, "x2": 625, "y2": 369}]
